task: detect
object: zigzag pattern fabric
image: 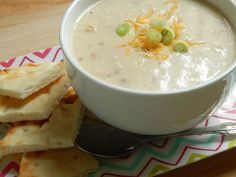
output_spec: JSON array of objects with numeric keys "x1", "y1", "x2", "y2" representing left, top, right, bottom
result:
[{"x1": 0, "y1": 46, "x2": 236, "y2": 177}]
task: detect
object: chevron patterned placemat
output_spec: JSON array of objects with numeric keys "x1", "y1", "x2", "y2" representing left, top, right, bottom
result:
[{"x1": 0, "y1": 46, "x2": 236, "y2": 177}]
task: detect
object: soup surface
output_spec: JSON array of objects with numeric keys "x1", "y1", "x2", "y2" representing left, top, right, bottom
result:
[{"x1": 73, "y1": 0, "x2": 235, "y2": 92}]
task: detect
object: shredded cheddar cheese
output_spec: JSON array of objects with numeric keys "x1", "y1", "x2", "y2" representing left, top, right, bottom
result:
[
  {"x1": 185, "y1": 40, "x2": 206, "y2": 46},
  {"x1": 124, "y1": 19, "x2": 140, "y2": 31},
  {"x1": 161, "y1": 0, "x2": 179, "y2": 19},
  {"x1": 136, "y1": 9, "x2": 155, "y2": 24},
  {"x1": 117, "y1": 0, "x2": 204, "y2": 61},
  {"x1": 171, "y1": 19, "x2": 185, "y2": 38}
]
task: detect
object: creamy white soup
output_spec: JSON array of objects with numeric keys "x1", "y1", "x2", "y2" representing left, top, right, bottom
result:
[{"x1": 72, "y1": 0, "x2": 235, "y2": 92}]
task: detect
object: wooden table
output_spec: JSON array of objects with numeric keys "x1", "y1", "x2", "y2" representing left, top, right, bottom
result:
[{"x1": 1, "y1": 1, "x2": 236, "y2": 176}]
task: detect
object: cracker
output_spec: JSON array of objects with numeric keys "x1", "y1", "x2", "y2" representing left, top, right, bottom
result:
[
  {"x1": 0, "y1": 62, "x2": 65, "y2": 99},
  {"x1": 19, "y1": 148, "x2": 98, "y2": 177},
  {"x1": 0, "y1": 75, "x2": 70, "y2": 122},
  {"x1": 0, "y1": 88, "x2": 85, "y2": 157}
]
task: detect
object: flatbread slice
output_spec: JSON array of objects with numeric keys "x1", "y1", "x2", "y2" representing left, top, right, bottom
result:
[
  {"x1": 19, "y1": 148, "x2": 98, "y2": 177},
  {"x1": 0, "y1": 75, "x2": 70, "y2": 122},
  {"x1": 0, "y1": 62, "x2": 65, "y2": 99},
  {"x1": 0, "y1": 88, "x2": 85, "y2": 157}
]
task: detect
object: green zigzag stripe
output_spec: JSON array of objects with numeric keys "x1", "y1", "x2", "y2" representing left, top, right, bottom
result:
[
  {"x1": 187, "y1": 153, "x2": 208, "y2": 164},
  {"x1": 99, "y1": 135, "x2": 218, "y2": 172},
  {"x1": 228, "y1": 139, "x2": 236, "y2": 149},
  {"x1": 148, "y1": 165, "x2": 170, "y2": 177}
]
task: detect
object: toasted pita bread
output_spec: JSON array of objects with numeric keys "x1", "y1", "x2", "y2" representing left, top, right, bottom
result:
[
  {"x1": 0, "y1": 88, "x2": 85, "y2": 157},
  {"x1": 0, "y1": 75, "x2": 70, "y2": 122},
  {"x1": 19, "y1": 148, "x2": 98, "y2": 177},
  {"x1": 0, "y1": 62, "x2": 65, "y2": 99}
]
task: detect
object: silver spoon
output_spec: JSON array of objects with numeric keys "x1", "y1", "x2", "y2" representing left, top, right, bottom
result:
[{"x1": 75, "y1": 121, "x2": 236, "y2": 158}]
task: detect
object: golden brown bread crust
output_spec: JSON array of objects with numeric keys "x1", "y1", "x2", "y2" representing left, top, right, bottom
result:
[
  {"x1": 0, "y1": 88, "x2": 85, "y2": 157},
  {"x1": 0, "y1": 75, "x2": 71, "y2": 122},
  {"x1": 0, "y1": 62, "x2": 65, "y2": 99},
  {"x1": 19, "y1": 148, "x2": 98, "y2": 177}
]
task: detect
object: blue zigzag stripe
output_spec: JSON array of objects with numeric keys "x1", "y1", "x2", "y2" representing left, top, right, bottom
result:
[{"x1": 96, "y1": 135, "x2": 218, "y2": 172}]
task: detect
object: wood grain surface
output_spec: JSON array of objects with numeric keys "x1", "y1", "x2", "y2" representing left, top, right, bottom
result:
[
  {"x1": 0, "y1": 1, "x2": 236, "y2": 177},
  {"x1": 0, "y1": 0, "x2": 71, "y2": 60}
]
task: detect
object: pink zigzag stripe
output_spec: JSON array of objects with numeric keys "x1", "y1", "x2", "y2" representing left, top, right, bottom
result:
[
  {"x1": 212, "y1": 115, "x2": 236, "y2": 122},
  {"x1": 225, "y1": 109, "x2": 236, "y2": 114},
  {"x1": 119, "y1": 138, "x2": 169, "y2": 160},
  {"x1": 204, "y1": 118, "x2": 210, "y2": 127},
  {"x1": 19, "y1": 56, "x2": 35, "y2": 66},
  {"x1": 0, "y1": 161, "x2": 19, "y2": 177},
  {"x1": 141, "y1": 135, "x2": 224, "y2": 166},
  {"x1": 22, "y1": 48, "x2": 62, "y2": 64},
  {"x1": 100, "y1": 135, "x2": 224, "y2": 177},
  {"x1": 148, "y1": 138, "x2": 169, "y2": 149},
  {"x1": 219, "y1": 104, "x2": 236, "y2": 114},
  {"x1": 52, "y1": 48, "x2": 63, "y2": 62},
  {"x1": 0, "y1": 58, "x2": 16, "y2": 68},
  {"x1": 0, "y1": 47, "x2": 62, "y2": 70},
  {"x1": 18, "y1": 48, "x2": 62, "y2": 66},
  {"x1": 33, "y1": 48, "x2": 52, "y2": 58}
]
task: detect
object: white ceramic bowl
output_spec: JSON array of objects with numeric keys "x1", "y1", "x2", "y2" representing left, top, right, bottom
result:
[{"x1": 60, "y1": 0, "x2": 236, "y2": 135}]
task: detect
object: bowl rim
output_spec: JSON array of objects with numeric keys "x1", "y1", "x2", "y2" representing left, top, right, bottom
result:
[{"x1": 60, "y1": 0, "x2": 236, "y2": 96}]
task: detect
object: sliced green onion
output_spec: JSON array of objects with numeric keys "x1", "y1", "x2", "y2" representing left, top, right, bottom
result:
[
  {"x1": 146, "y1": 29, "x2": 162, "y2": 45},
  {"x1": 161, "y1": 27, "x2": 175, "y2": 45},
  {"x1": 150, "y1": 18, "x2": 169, "y2": 30},
  {"x1": 116, "y1": 23, "x2": 131, "y2": 37},
  {"x1": 173, "y1": 40, "x2": 189, "y2": 53}
]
